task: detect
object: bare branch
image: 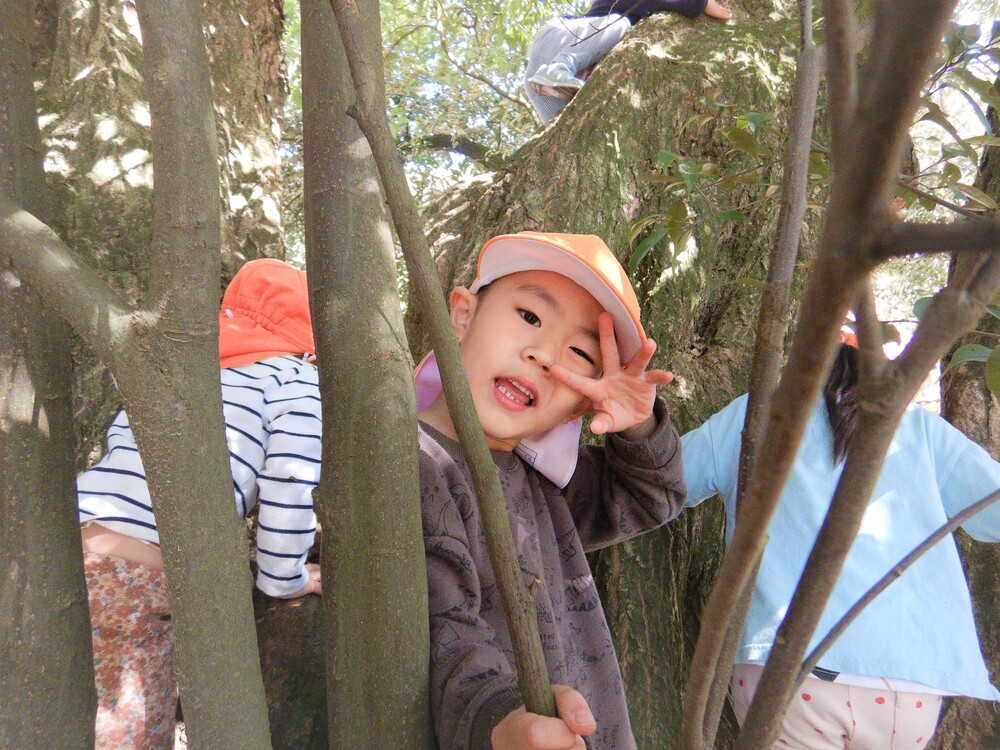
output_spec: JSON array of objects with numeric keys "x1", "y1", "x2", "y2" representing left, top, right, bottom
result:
[
  {"x1": 735, "y1": 251, "x2": 1000, "y2": 750},
  {"x1": 329, "y1": 0, "x2": 556, "y2": 718},
  {"x1": 853, "y1": 280, "x2": 887, "y2": 383},
  {"x1": 0, "y1": 197, "x2": 135, "y2": 362},
  {"x1": 399, "y1": 132, "x2": 506, "y2": 169},
  {"x1": 800, "y1": 487, "x2": 1000, "y2": 683},
  {"x1": 680, "y1": 10, "x2": 823, "y2": 746},
  {"x1": 874, "y1": 218, "x2": 1000, "y2": 260},
  {"x1": 821, "y1": 0, "x2": 858, "y2": 161},
  {"x1": 832, "y1": 0, "x2": 959, "y2": 228},
  {"x1": 435, "y1": 28, "x2": 538, "y2": 121}
]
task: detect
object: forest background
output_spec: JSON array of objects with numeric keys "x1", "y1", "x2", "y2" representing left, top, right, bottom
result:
[{"x1": 2, "y1": 0, "x2": 1000, "y2": 748}]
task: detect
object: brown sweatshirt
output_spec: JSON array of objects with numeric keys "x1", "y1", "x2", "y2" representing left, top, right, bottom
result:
[{"x1": 419, "y1": 397, "x2": 685, "y2": 749}]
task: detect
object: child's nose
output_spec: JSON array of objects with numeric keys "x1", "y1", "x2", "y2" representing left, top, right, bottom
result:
[{"x1": 523, "y1": 345, "x2": 553, "y2": 370}]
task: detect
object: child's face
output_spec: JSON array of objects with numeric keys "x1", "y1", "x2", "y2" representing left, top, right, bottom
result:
[{"x1": 450, "y1": 270, "x2": 604, "y2": 451}]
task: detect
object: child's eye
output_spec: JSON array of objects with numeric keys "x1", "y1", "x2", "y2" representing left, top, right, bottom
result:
[
  {"x1": 518, "y1": 309, "x2": 541, "y2": 326},
  {"x1": 571, "y1": 347, "x2": 596, "y2": 366}
]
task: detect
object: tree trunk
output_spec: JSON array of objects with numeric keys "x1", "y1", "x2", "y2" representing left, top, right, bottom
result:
[
  {"x1": 0, "y1": 1, "x2": 96, "y2": 745},
  {"x1": 930, "y1": 115, "x2": 1000, "y2": 749},
  {"x1": 33, "y1": 0, "x2": 287, "y2": 466},
  {"x1": 303, "y1": 0, "x2": 434, "y2": 747},
  {"x1": 408, "y1": 6, "x2": 804, "y2": 746}
]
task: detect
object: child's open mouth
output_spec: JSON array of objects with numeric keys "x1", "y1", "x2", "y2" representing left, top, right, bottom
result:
[{"x1": 495, "y1": 378, "x2": 535, "y2": 407}]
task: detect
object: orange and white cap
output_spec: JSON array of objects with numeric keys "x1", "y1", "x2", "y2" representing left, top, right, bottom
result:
[
  {"x1": 415, "y1": 231, "x2": 645, "y2": 487},
  {"x1": 218, "y1": 258, "x2": 314, "y2": 369}
]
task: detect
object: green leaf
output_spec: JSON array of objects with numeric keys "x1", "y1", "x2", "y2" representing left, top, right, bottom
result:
[
  {"x1": 944, "y1": 344, "x2": 992, "y2": 373},
  {"x1": 808, "y1": 151, "x2": 830, "y2": 179},
  {"x1": 714, "y1": 210, "x2": 748, "y2": 223},
  {"x1": 736, "y1": 111, "x2": 772, "y2": 135},
  {"x1": 984, "y1": 346, "x2": 1000, "y2": 397},
  {"x1": 913, "y1": 296, "x2": 933, "y2": 319},
  {"x1": 734, "y1": 277, "x2": 765, "y2": 290},
  {"x1": 985, "y1": 304, "x2": 1000, "y2": 321},
  {"x1": 956, "y1": 183, "x2": 999, "y2": 210},
  {"x1": 678, "y1": 160, "x2": 703, "y2": 191},
  {"x1": 629, "y1": 227, "x2": 668, "y2": 272},
  {"x1": 722, "y1": 125, "x2": 764, "y2": 156},
  {"x1": 627, "y1": 215, "x2": 663, "y2": 246},
  {"x1": 880, "y1": 322, "x2": 901, "y2": 345},
  {"x1": 658, "y1": 150, "x2": 679, "y2": 172}
]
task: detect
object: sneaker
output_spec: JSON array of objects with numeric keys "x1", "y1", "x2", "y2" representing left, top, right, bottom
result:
[{"x1": 527, "y1": 63, "x2": 585, "y2": 101}]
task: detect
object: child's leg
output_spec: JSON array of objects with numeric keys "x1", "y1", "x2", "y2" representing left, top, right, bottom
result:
[
  {"x1": 85, "y1": 552, "x2": 176, "y2": 750},
  {"x1": 546, "y1": 15, "x2": 631, "y2": 75},
  {"x1": 525, "y1": 15, "x2": 631, "y2": 123}
]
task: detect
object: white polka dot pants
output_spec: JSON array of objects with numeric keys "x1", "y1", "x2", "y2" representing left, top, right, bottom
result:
[{"x1": 730, "y1": 663, "x2": 943, "y2": 749}]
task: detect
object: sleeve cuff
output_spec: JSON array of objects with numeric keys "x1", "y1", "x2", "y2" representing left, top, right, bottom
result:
[
  {"x1": 468, "y1": 685, "x2": 523, "y2": 749},
  {"x1": 607, "y1": 396, "x2": 680, "y2": 468}
]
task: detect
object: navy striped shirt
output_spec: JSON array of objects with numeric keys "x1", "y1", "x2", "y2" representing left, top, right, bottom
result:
[{"x1": 78, "y1": 355, "x2": 322, "y2": 597}]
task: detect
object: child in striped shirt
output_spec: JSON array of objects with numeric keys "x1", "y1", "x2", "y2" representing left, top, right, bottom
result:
[{"x1": 77, "y1": 258, "x2": 322, "y2": 749}]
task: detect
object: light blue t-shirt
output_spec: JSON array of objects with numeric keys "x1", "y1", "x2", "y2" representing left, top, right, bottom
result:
[{"x1": 682, "y1": 394, "x2": 1000, "y2": 699}]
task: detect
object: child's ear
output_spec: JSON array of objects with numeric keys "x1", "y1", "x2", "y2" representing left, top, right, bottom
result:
[{"x1": 449, "y1": 287, "x2": 477, "y2": 341}]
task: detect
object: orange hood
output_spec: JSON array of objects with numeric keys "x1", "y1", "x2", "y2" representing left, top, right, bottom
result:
[{"x1": 218, "y1": 259, "x2": 314, "y2": 369}]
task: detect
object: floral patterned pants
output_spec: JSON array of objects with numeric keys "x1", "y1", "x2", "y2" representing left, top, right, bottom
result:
[{"x1": 85, "y1": 552, "x2": 176, "y2": 750}]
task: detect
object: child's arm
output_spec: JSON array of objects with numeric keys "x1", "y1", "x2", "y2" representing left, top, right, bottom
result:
[{"x1": 255, "y1": 363, "x2": 322, "y2": 598}]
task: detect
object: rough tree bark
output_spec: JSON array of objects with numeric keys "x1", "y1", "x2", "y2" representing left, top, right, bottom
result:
[
  {"x1": 407, "y1": 4, "x2": 802, "y2": 745},
  {"x1": 0, "y1": 0, "x2": 96, "y2": 745},
  {"x1": 0, "y1": 0, "x2": 274, "y2": 746},
  {"x1": 32, "y1": 0, "x2": 287, "y2": 465},
  {"x1": 303, "y1": 0, "x2": 434, "y2": 747}
]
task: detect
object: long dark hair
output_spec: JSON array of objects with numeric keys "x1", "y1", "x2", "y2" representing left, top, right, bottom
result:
[{"x1": 823, "y1": 343, "x2": 860, "y2": 463}]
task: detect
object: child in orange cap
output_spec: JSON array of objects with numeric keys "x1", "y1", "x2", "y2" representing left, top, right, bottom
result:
[
  {"x1": 415, "y1": 232, "x2": 684, "y2": 749},
  {"x1": 77, "y1": 258, "x2": 322, "y2": 749}
]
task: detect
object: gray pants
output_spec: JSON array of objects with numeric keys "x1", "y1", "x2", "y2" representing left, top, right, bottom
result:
[{"x1": 525, "y1": 14, "x2": 631, "y2": 123}]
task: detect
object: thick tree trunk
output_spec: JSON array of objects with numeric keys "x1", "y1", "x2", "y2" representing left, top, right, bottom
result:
[
  {"x1": 33, "y1": 0, "x2": 287, "y2": 465},
  {"x1": 0, "y1": 1, "x2": 96, "y2": 745},
  {"x1": 1, "y1": 0, "x2": 276, "y2": 744},
  {"x1": 303, "y1": 0, "x2": 435, "y2": 747},
  {"x1": 408, "y1": 6, "x2": 802, "y2": 746}
]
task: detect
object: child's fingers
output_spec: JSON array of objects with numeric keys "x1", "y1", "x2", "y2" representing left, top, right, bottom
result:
[
  {"x1": 644, "y1": 369, "x2": 674, "y2": 385},
  {"x1": 552, "y1": 685, "x2": 597, "y2": 737},
  {"x1": 704, "y1": 0, "x2": 733, "y2": 19},
  {"x1": 622, "y1": 337, "x2": 658, "y2": 375},
  {"x1": 597, "y1": 313, "x2": 621, "y2": 373},
  {"x1": 590, "y1": 411, "x2": 612, "y2": 435},
  {"x1": 549, "y1": 363, "x2": 601, "y2": 400}
]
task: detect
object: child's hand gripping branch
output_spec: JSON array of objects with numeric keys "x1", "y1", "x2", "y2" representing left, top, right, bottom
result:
[
  {"x1": 492, "y1": 685, "x2": 597, "y2": 750},
  {"x1": 551, "y1": 313, "x2": 674, "y2": 439}
]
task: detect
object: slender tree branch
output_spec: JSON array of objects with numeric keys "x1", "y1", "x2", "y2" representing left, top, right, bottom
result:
[
  {"x1": 822, "y1": 0, "x2": 858, "y2": 162},
  {"x1": 897, "y1": 177, "x2": 983, "y2": 219},
  {"x1": 832, "y1": 0, "x2": 959, "y2": 226},
  {"x1": 0, "y1": 197, "x2": 136, "y2": 360},
  {"x1": 800, "y1": 487, "x2": 1000, "y2": 683},
  {"x1": 873, "y1": 218, "x2": 1000, "y2": 260},
  {"x1": 436, "y1": 27, "x2": 537, "y2": 120},
  {"x1": 329, "y1": 0, "x2": 556, "y2": 717},
  {"x1": 853, "y1": 280, "x2": 887, "y2": 383},
  {"x1": 399, "y1": 132, "x2": 506, "y2": 169},
  {"x1": 681, "y1": 6, "x2": 822, "y2": 744}
]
